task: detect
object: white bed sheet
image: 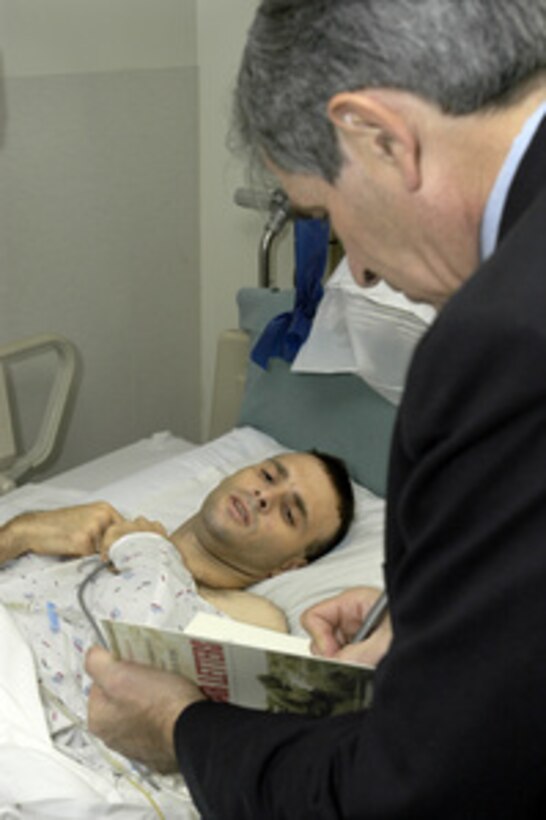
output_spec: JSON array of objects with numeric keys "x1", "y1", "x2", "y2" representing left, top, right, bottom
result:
[
  {"x1": 0, "y1": 425, "x2": 385, "y2": 817},
  {"x1": 0, "y1": 603, "x2": 184, "y2": 820},
  {"x1": 46, "y1": 431, "x2": 196, "y2": 493}
]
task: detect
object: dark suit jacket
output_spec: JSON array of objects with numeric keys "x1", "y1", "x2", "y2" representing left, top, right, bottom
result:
[{"x1": 174, "y1": 117, "x2": 546, "y2": 819}]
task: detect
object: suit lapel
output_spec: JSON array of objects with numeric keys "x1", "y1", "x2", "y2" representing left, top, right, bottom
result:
[{"x1": 499, "y1": 115, "x2": 546, "y2": 242}]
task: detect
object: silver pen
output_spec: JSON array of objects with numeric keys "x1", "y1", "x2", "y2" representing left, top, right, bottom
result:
[{"x1": 352, "y1": 591, "x2": 388, "y2": 643}]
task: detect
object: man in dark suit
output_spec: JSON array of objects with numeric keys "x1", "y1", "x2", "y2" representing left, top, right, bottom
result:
[{"x1": 85, "y1": 2, "x2": 546, "y2": 816}]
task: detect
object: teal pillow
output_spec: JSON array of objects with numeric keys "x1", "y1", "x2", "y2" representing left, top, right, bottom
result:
[{"x1": 236, "y1": 288, "x2": 396, "y2": 497}]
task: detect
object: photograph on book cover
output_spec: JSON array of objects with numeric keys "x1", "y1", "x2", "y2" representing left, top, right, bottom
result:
[{"x1": 257, "y1": 652, "x2": 374, "y2": 716}]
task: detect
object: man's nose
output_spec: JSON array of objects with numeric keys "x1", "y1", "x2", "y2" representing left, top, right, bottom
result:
[
  {"x1": 348, "y1": 257, "x2": 380, "y2": 289},
  {"x1": 254, "y1": 488, "x2": 279, "y2": 513}
]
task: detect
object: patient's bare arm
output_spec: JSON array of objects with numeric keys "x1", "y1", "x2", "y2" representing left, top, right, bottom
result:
[
  {"x1": 0, "y1": 502, "x2": 124, "y2": 564},
  {"x1": 199, "y1": 587, "x2": 289, "y2": 632}
]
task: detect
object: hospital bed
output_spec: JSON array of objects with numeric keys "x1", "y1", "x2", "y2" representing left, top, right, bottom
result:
[
  {"x1": 0, "y1": 275, "x2": 429, "y2": 818},
  {"x1": 0, "y1": 334, "x2": 77, "y2": 494}
]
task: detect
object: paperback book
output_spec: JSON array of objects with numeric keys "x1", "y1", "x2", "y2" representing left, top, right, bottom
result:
[{"x1": 102, "y1": 612, "x2": 374, "y2": 717}]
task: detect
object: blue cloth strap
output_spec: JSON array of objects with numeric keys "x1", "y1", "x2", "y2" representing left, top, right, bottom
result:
[{"x1": 251, "y1": 218, "x2": 330, "y2": 369}]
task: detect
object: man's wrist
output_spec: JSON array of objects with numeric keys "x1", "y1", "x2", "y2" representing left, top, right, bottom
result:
[{"x1": 0, "y1": 516, "x2": 27, "y2": 562}]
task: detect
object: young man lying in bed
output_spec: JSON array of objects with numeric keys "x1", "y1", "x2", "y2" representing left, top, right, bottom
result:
[
  {"x1": 0, "y1": 449, "x2": 354, "y2": 632},
  {"x1": 0, "y1": 450, "x2": 354, "y2": 800}
]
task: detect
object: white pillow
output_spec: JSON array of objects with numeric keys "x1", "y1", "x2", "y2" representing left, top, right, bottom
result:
[{"x1": 292, "y1": 257, "x2": 436, "y2": 404}]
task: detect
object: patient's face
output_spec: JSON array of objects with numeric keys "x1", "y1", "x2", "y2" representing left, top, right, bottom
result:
[{"x1": 193, "y1": 453, "x2": 340, "y2": 581}]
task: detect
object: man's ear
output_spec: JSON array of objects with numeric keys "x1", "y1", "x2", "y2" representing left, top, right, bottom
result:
[
  {"x1": 268, "y1": 556, "x2": 308, "y2": 578},
  {"x1": 327, "y1": 90, "x2": 421, "y2": 191}
]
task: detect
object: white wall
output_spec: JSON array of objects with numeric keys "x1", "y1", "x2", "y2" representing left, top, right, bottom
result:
[
  {"x1": 0, "y1": 0, "x2": 294, "y2": 477},
  {"x1": 0, "y1": 0, "x2": 195, "y2": 76},
  {"x1": 197, "y1": 0, "x2": 294, "y2": 438},
  {"x1": 0, "y1": 0, "x2": 202, "y2": 476}
]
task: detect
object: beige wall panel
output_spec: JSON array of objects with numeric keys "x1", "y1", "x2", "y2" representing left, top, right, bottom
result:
[{"x1": 0, "y1": 67, "x2": 200, "y2": 476}]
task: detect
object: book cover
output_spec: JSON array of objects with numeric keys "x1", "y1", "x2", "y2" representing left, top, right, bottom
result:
[{"x1": 101, "y1": 612, "x2": 374, "y2": 717}]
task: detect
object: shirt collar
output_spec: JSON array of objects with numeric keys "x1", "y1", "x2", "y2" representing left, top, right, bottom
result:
[{"x1": 480, "y1": 101, "x2": 546, "y2": 261}]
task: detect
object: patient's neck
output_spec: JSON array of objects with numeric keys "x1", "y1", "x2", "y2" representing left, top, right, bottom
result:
[{"x1": 169, "y1": 515, "x2": 257, "y2": 591}]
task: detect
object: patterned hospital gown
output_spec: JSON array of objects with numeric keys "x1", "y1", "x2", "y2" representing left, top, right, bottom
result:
[{"x1": 0, "y1": 531, "x2": 222, "y2": 808}]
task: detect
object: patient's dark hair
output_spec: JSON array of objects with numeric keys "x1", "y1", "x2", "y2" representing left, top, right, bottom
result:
[{"x1": 305, "y1": 449, "x2": 355, "y2": 561}]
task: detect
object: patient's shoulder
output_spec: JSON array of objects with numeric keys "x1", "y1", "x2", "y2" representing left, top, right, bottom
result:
[{"x1": 198, "y1": 586, "x2": 288, "y2": 633}]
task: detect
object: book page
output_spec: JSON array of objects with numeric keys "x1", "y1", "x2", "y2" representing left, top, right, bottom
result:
[
  {"x1": 101, "y1": 619, "x2": 198, "y2": 677},
  {"x1": 184, "y1": 612, "x2": 312, "y2": 657}
]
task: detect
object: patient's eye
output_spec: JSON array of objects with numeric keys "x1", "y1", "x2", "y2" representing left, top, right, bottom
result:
[
  {"x1": 284, "y1": 505, "x2": 296, "y2": 527},
  {"x1": 261, "y1": 467, "x2": 274, "y2": 483}
]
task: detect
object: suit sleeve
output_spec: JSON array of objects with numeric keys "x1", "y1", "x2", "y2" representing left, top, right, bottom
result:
[{"x1": 174, "y1": 300, "x2": 546, "y2": 819}]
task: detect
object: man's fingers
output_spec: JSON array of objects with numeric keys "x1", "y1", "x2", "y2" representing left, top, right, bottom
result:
[
  {"x1": 302, "y1": 587, "x2": 387, "y2": 658},
  {"x1": 98, "y1": 517, "x2": 169, "y2": 560},
  {"x1": 85, "y1": 644, "x2": 115, "y2": 682},
  {"x1": 305, "y1": 612, "x2": 344, "y2": 657}
]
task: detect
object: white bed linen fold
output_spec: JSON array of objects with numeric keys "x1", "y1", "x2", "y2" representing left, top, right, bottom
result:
[{"x1": 0, "y1": 604, "x2": 186, "y2": 817}]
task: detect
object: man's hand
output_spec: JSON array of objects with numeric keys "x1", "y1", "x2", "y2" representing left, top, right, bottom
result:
[
  {"x1": 85, "y1": 645, "x2": 206, "y2": 774},
  {"x1": 301, "y1": 586, "x2": 392, "y2": 667},
  {"x1": 0, "y1": 502, "x2": 124, "y2": 563},
  {"x1": 99, "y1": 516, "x2": 168, "y2": 561}
]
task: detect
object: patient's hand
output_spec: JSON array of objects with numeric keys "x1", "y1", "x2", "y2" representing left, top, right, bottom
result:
[
  {"x1": 0, "y1": 502, "x2": 124, "y2": 563},
  {"x1": 86, "y1": 645, "x2": 205, "y2": 773},
  {"x1": 301, "y1": 586, "x2": 392, "y2": 668},
  {"x1": 99, "y1": 517, "x2": 169, "y2": 561}
]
